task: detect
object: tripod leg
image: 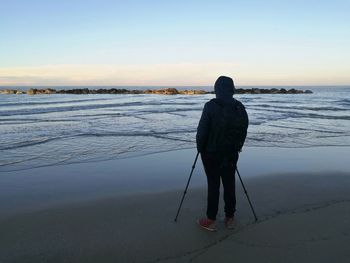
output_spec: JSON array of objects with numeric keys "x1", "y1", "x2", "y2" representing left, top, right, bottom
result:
[
  {"x1": 174, "y1": 152, "x2": 199, "y2": 222},
  {"x1": 236, "y1": 168, "x2": 258, "y2": 222}
]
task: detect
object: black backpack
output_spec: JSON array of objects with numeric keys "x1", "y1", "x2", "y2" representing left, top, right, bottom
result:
[{"x1": 212, "y1": 98, "x2": 248, "y2": 154}]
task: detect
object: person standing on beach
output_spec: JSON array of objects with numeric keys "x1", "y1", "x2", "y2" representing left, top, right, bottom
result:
[{"x1": 196, "y1": 76, "x2": 248, "y2": 231}]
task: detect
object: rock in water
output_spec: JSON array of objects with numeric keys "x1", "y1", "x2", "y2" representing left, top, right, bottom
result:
[
  {"x1": 27, "y1": 89, "x2": 37, "y2": 95},
  {"x1": 0, "y1": 89, "x2": 17, "y2": 94},
  {"x1": 154, "y1": 88, "x2": 179, "y2": 95}
]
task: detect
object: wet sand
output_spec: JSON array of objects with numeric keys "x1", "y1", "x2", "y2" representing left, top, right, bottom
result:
[{"x1": 1, "y1": 147, "x2": 350, "y2": 262}]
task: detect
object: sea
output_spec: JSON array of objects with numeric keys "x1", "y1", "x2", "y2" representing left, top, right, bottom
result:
[{"x1": 0, "y1": 86, "x2": 349, "y2": 172}]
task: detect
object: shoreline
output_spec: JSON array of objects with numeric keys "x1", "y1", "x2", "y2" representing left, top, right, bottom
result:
[
  {"x1": 1, "y1": 146, "x2": 350, "y2": 219},
  {"x1": 2, "y1": 144, "x2": 350, "y2": 173}
]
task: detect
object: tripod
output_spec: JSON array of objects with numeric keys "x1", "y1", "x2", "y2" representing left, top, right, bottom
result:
[
  {"x1": 236, "y1": 167, "x2": 258, "y2": 221},
  {"x1": 174, "y1": 152, "x2": 199, "y2": 222},
  {"x1": 174, "y1": 152, "x2": 258, "y2": 222}
]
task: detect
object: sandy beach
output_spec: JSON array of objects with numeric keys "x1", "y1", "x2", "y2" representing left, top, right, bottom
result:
[{"x1": 1, "y1": 147, "x2": 350, "y2": 262}]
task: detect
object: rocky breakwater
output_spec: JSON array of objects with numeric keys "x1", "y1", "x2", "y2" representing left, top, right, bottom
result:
[
  {"x1": 0, "y1": 89, "x2": 25, "y2": 95},
  {"x1": 235, "y1": 87, "x2": 313, "y2": 94},
  {"x1": 0, "y1": 87, "x2": 313, "y2": 95}
]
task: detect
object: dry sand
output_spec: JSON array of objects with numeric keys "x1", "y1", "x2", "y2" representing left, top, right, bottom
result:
[{"x1": 1, "y1": 172, "x2": 350, "y2": 263}]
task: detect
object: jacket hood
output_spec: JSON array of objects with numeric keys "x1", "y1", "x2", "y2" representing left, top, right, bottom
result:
[{"x1": 214, "y1": 76, "x2": 235, "y2": 100}]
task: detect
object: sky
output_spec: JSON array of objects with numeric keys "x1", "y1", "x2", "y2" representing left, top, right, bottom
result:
[{"x1": 0, "y1": 0, "x2": 349, "y2": 86}]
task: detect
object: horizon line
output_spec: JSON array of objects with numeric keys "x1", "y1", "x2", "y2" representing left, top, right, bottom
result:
[{"x1": 1, "y1": 84, "x2": 349, "y2": 88}]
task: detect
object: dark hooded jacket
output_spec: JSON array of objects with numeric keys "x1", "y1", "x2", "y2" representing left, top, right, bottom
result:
[{"x1": 196, "y1": 76, "x2": 249, "y2": 154}]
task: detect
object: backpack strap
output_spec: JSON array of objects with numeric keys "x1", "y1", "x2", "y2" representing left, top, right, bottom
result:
[{"x1": 211, "y1": 98, "x2": 238, "y2": 110}]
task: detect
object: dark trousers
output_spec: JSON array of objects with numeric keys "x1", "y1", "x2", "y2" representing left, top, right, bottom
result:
[{"x1": 201, "y1": 152, "x2": 239, "y2": 220}]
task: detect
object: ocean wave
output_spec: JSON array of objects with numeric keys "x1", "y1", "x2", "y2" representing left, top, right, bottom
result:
[
  {"x1": 266, "y1": 124, "x2": 346, "y2": 134},
  {"x1": 0, "y1": 97, "x2": 112, "y2": 107},
  {"x1": 0, "y1": 136, "x2": 66, "y2": 150},
  {"x1": 0, "y1": 129, "x2": 197, "y2": 151},
  {"x1": 249, "y1": 104, "x2": 346, "y2": 111},
  {"x1": 337, "y1": 99, "x2": 350, "y2": 106},
  {"x1": 0, "y1": 118, "x2": 79, "y2": 125},
  {"x1": 73, "y1": 130, "x2": 197, "y2": 138},
  {"x1": 249, "y1": 107, "x2": 350, "y2": 121},
  {"x1": 0, "y1": 101, "x2": 200, "y2": 116},
  {"x1": 287, "y1": 112, "x2": 350, "y2": 121}
]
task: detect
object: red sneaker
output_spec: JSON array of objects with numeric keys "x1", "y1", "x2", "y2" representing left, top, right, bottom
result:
[
  {"x1": 224, "y1": 217, "x2": 235, "y2": 229},
  {"x1": 197, "y1": 218, "x2": 216, "y2": 232}
]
